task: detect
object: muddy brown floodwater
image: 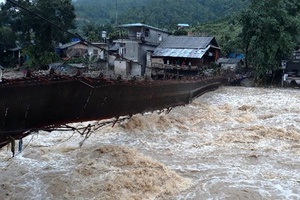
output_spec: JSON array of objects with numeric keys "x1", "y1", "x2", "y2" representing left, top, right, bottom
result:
[{"x1": 1, "y1": 86, "x2": 300, "y2": 200}]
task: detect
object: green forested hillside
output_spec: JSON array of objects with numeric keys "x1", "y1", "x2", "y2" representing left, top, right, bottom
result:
[
  {"x1": 120, "y1": 0, "x2": 248, "y2": 28},
  {"x1": 2, "y1": 0, "x2": 298, "y2": 85},
  {"x1": 74, "y1": 0, "x2": 248, "y2": 28},
  {"x1": 74, "y1": 0, "x2": 148, "y2": 25},
  {"x1": 73, "y1": 0, "x2": 247, "y2": 52},
  {"x1": 73, "y1": 0, "x2": 247, "y2": 55}
]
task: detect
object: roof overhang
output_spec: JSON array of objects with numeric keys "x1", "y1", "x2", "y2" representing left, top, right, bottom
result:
[
  {"x1": 153, "y1": 45, "x2": 217, "y2": 59},
  {"x1": 118, "y1": 23, "x2": 171, "y2": 34},
  {"x1": 8, "y1": 47, "x2": 21, "y2": 51}
]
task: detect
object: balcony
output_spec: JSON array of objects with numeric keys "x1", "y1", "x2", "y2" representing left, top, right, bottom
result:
[{"x1": 151, "y1": 63, "x2": 199, "y2": 71}]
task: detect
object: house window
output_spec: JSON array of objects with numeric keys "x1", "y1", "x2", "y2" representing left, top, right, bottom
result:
[
  {"x1": 93, "y1": 49, "x2": 98, "y2": 55},
  {"x1": 145, "y1": 28, "x2": 149, "y2": 37},
  {"x1": 136, "y1": 32, "x2": 142, "y2": 39},
  {"x1": 158, "y1": 34, "x2": 163, "y2": 42},
  {"x1": 119, "y1": 47, "x2": 126, "y2": 57}
]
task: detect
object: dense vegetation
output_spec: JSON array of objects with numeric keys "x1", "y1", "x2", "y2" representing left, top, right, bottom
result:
[
  {"x1": 1, "y1": 0, "x2": 300, "y2": 85},
  {"x1": 239, "y1": 0, "x2": 300, "y2": 83},
  {"x1": 74, "y1": 0, "x2": 248, "y2": 29},
  {"x1": 74, "y1": 0, "x2": 247, "y2": 54},
  {"x1": 191, "y1": 15, "x2": 242, "y2": 56},
  {"x1": 74, "y1": 0, "x2": 147, "y2": 25},
  {"x1": 0, "y1": 0, "x2": 75, "y2": 68}
]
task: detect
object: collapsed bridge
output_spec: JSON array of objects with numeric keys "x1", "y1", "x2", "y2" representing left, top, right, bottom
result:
[{"x1": 0, "y1": 73, "x2": 226, "y2": 149}]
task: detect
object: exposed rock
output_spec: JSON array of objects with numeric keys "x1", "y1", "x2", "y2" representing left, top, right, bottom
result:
[{"x1": 241, "y1": 78, "x2": 255, "y2": 87}]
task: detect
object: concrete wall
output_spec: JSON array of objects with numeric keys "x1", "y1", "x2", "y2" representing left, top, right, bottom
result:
[
  {"x1": 139, "y1": 45, "x2": 157, "y2": 75},
  {"x1": 114, "y1": 60, "x2": 129, "y2": 77},
  {"x1": 127, "y1": 27, "x2": 169, "y2": 45},
  {"x1": 114, "y1": 60, "x2": 142, "y2": 78},
  {"x1": 131, "y1": 63, "x2": 142, "y2": 77},
  {"x1": 146, "y1": 29, "x2": 169, "y2": 45},
  {"x1": 123, "y1": 42, "x2": 139, "y2": 62},
  {"x1": 115, "y1": 25, "x2": 171, "y2": 76}
]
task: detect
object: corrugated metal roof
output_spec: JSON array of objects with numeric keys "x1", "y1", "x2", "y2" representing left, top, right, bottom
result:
[
  {"x1": 56, "y1": 41, "x2": 84, "y2": 49},
  {"x1": 118, "y1": 23, "x2": 170, "y2": 34},
  {"x1": 9, "y1": 47, "x2": 22, "y2": 51},
  {"x1": 109, "y1": 43, "x2": 120, "y2": 51},
  {"x1": 158, "y1": 36, "x2": 215, "y2": 49},
  {"x1": 177, "y1": 23, "x2": 190, "y2": 27},
  {"x1": 153, "y1": 45, "x2": 211, "y2": 58}
]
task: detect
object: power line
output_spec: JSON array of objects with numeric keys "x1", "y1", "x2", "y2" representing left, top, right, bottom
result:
[
  {"x1": 6, "y1": 0, "x2": 104, "y2": 50},
  {"x1": 5, "y1": 0, "x2": 139, "y2": 64}
]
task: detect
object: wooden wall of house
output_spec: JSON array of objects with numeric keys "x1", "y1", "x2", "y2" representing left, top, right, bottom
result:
[
  {"x1": 65, "y1": 44, "x2": 88, "y2": 58},
  {"x1": 73, "y1": 44, "x2": 88, "y2": 50},
  {"x1": 152, "y1": 57, "x2": 206, "y2": 69},
  {"x1": 152, "y1": 58, "x2": 164, "y2": 64}
]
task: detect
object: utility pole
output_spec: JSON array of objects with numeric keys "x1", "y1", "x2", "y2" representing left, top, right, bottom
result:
[{"x1": 115, "y1": 0, "x2": 118, "y2": 26}]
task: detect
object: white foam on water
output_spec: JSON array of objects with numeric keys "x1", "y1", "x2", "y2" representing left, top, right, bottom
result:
[{"x1": 1, "y1": 86, "x2": 300, "y2": 199}]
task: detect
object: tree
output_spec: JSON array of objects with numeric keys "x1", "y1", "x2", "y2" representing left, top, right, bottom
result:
[
  {"x1": 1, "y1": 0, "x2": 76, "y2": 68},
  {"x1": 0, "y1": 26, "x2": 18, "y2": 67},
  {"x1": 239, "y1": 0, "x2": 300, "y2": 83},
  {"x1": 0, "y1": 27, "x2": 17, "y2": 50},
  {"x1": 73, "y1": 0, "x2": 247, "y2": 29},
  {"x1": 80, "y1": 22, "x2": 119, "y2": 43},
  {"x1": 31, "y1": 0, "x2": 76, "y2": 52}
]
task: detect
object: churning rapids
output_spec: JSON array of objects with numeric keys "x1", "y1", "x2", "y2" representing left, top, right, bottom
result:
[{"x1": 1, "y1": 86, "x2": 300, "y2": 199}]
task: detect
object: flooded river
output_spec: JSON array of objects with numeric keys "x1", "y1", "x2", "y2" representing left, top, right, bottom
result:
[{"x1": 1, "y1": 86, "x2": 300, "y2": 199}]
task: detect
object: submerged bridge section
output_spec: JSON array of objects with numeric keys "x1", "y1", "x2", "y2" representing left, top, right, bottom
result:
[{"x1": 0, "y1": 75, "x2": 226, "y2": 148}]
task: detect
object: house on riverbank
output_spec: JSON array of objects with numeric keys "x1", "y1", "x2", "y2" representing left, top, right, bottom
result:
[
  {"x1": 150, "y1": 36, "x2": 220, "y2": 78},
  {"x1": 112, "y1": 23, "x2": 171, "y2": 78}
]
